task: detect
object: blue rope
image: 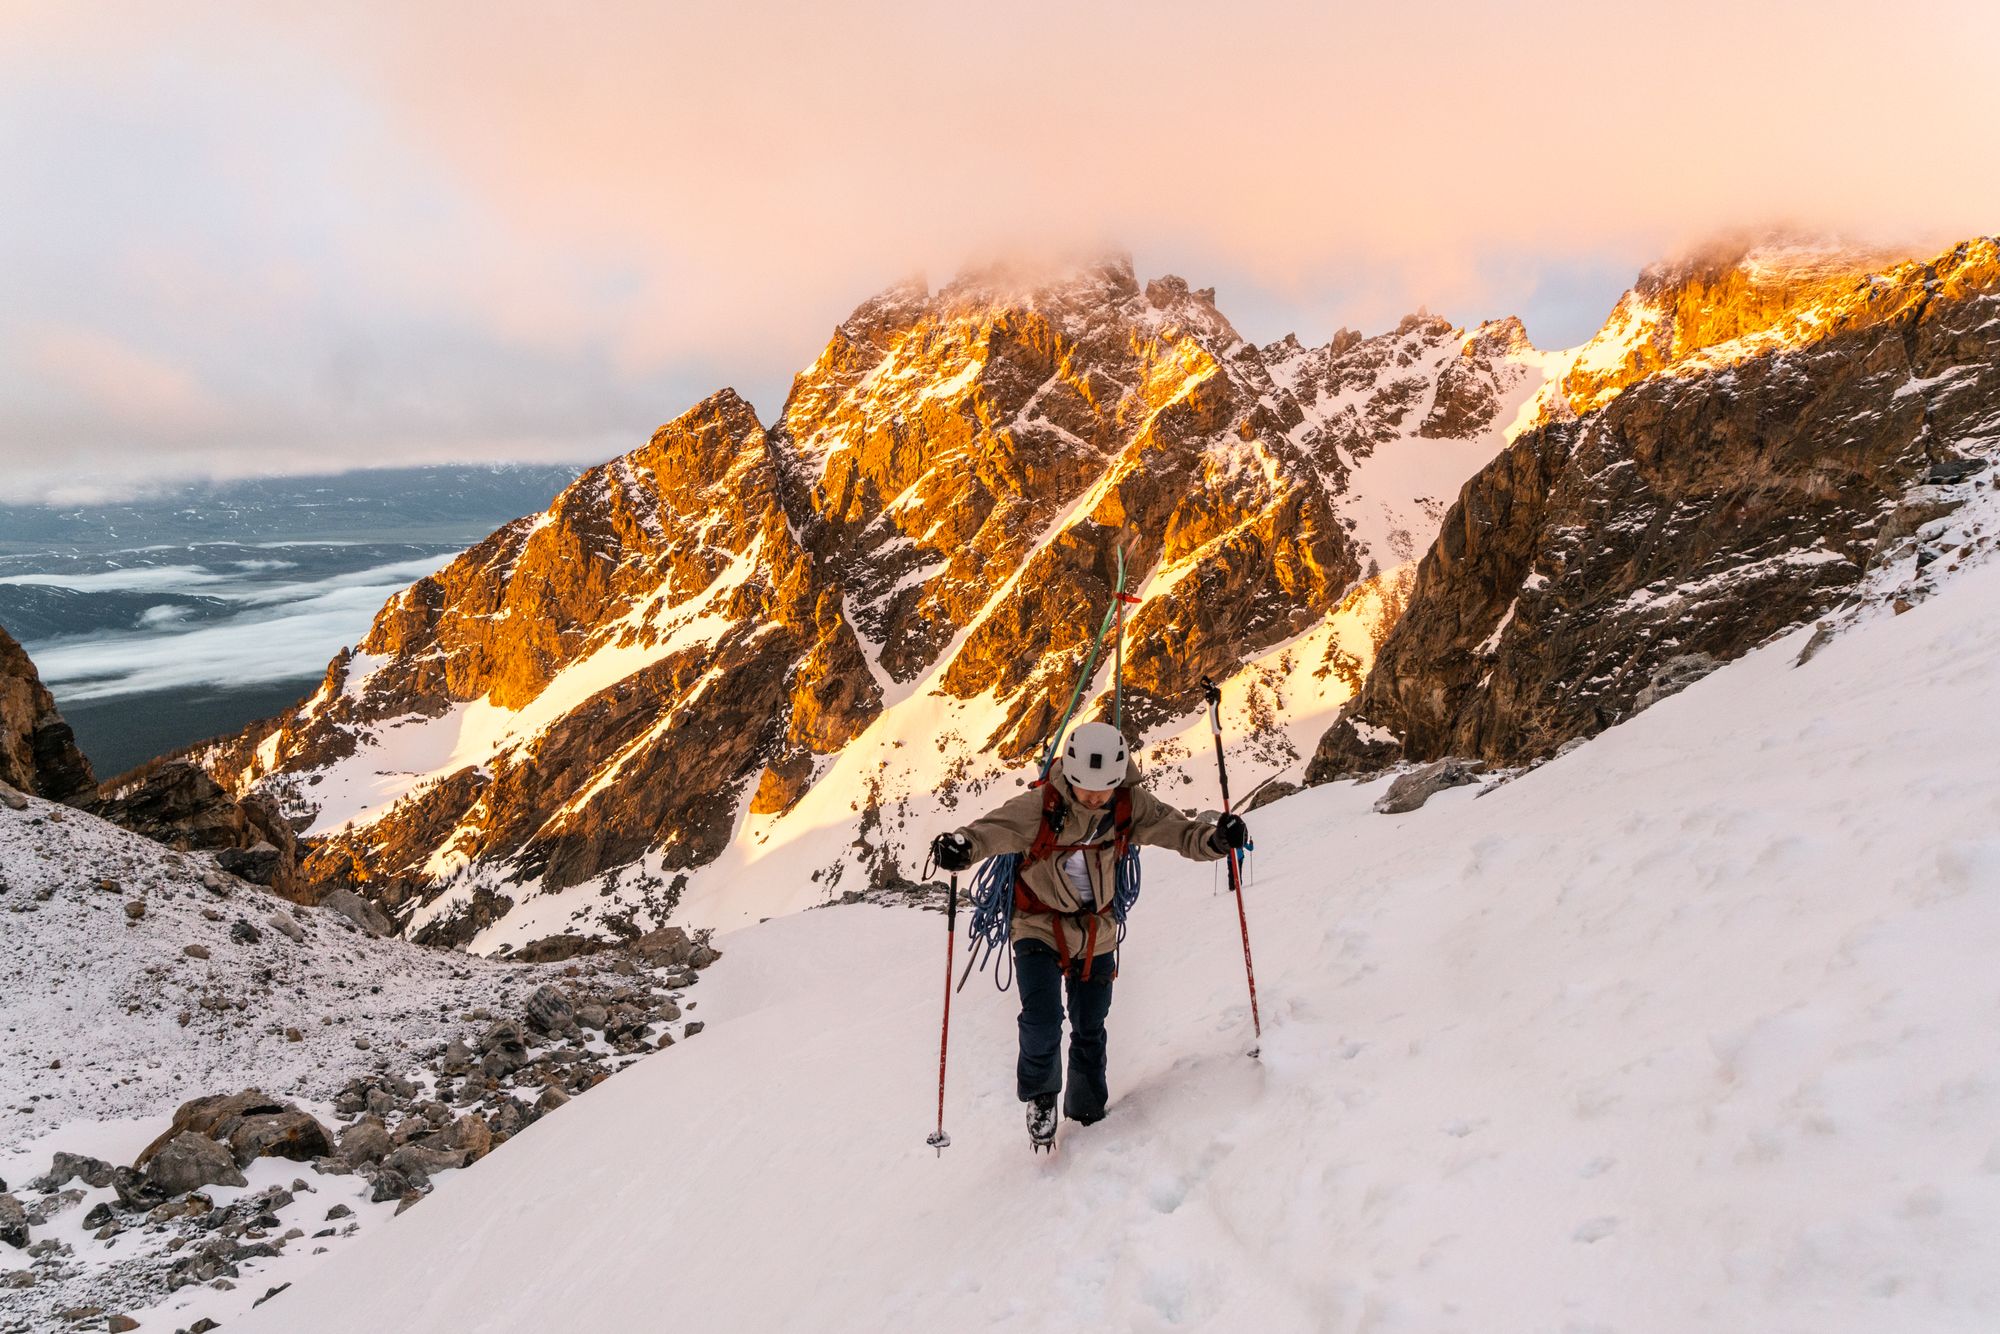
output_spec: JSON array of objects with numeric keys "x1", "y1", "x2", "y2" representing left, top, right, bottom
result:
[
  {"x1": 1111, "y1": 847, "x2": 1140, "y2": 920},
  {"x1": 962, "y1": 835, "x2": 1144, "y2": 991},
  {"x1": 963, "y1": 853, "x2": 1021, "y2": 990},
  {"x1": 1110, "y1": 845, "x2": 1140, "y2": 950}
]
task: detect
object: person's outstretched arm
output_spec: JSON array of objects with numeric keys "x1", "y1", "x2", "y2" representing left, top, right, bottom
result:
[
  {"x1": 1128, "y1": 786, "x2": 1233, "y2": 862},
  {"x1": 953, "y1": 786, "x2": 1048, "y2": 862}
]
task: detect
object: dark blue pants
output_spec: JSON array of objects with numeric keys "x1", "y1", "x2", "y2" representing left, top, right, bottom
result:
[{"x1": 1013, "y1": 939, "x2": 1116, "y2": 1123}]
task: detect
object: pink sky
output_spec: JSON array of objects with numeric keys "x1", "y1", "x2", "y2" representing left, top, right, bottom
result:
[{"x1": 2, "y1": 0, "x2": 1995, "y2": 500}]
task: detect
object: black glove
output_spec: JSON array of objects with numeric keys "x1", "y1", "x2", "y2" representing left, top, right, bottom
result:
[
  {"x1": 931, "y1": 832, "x2": 974, "y2": 873},
  {"x1": 1209, "y1": 812, "x2": 1249, "y2": 853}
]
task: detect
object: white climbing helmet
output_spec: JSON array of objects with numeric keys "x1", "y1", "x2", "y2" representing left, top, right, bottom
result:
[{"x1": 1062, "y1": 721, "x2": 1128, "y2": 791}]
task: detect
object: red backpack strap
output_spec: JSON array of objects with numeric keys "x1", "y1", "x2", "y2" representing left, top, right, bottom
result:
[
  {"x1": 1111, "y1": 786, "x2": 1133, "y2": 861},
  {"x1": 1025, "y1": 783, "x2": 1066, "y2": 866}
]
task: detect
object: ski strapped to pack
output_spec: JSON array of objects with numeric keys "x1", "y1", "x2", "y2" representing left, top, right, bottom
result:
[
  {"x1": 958, "y1": 537, "x2": 1143, "y2": 992},
  {"x1": 1028, "y1": 539, "x2": 1141, "y2": 780}
]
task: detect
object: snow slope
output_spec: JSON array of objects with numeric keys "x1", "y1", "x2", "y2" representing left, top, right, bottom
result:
[{"x1": 237, "y1": 531, "x2": 2000, "y2": 1331}]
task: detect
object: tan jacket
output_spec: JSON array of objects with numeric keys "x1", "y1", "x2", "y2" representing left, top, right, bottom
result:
[{"x1": 955, "y1": 769, "x2": 1226, "y2": 962}]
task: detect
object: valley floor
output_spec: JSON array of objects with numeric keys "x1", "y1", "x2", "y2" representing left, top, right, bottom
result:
[{"x1": 233, "y1": 555, "x2": 2000, "y2": 1331}]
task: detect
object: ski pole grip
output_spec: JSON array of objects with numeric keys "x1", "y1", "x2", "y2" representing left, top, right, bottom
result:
[{"x1": 1200, "y1": 675, "x2": 1222, "y2": 733}]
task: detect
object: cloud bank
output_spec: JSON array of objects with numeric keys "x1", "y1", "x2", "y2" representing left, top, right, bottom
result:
[
  {"x1": 16, "y1": 553, "x2": 454, "y2": 700},
  {"x1": 3, "y1": 0, "x2": 1994, "y2": 501}
]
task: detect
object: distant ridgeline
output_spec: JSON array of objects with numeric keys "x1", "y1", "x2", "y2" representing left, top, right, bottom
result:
[{"x1": 0, "y1": 464, "x2": 588, "y2": 552}]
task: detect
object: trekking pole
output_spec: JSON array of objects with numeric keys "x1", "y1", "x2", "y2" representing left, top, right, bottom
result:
[
  {"x1": 927, "y1": 871, "x2": 958, "y2": 1155},
  {"x1": 1200, "y1": 675, "x2": 1262, "y2": 1056}
]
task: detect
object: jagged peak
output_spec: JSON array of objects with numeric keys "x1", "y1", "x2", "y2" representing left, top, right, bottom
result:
[
  {"x1": 935, "y1": 250, "x2": 1141, "y2": 315},
  {"x1": 1550, "y1": 231, "x2": 1999, "y2": 422},
  {"x1": 1143, "y1": 273, "x2": 1219, "y2": 310},
  {"x1": 1464, "y1": 315, "x2": 1536, "y2": 359},
  {"x1": 1636, "y1": 228, "x2": 1911, "y2": 296},
  {"x1": 1262, "y1": 331, "x2": 1308, "y2": 359},
  {"x1": 838, "y1": 275, "x2": 930, "y2": 344},
  {"x1": 1392, "y1": 309, "x2": 1450, "y2": 339},
  {"x1": 810, "y1": 255, "x2": 1158, "y2": 371},
  {"x1": 664, "y1": 386, "x2": 766, "y2": 438},
  {"x1": 515, "y1": 387, "x2": 773, "y2": 535}
]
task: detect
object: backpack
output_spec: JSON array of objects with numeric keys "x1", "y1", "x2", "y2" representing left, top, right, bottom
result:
[{"x1": 962, "y1": 783, "x2": 1143, "y2": 989}]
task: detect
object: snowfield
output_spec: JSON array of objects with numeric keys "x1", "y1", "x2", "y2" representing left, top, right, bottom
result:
[{"x1": 236, "y1": 546, "x2": 2000, "y2": 1331}]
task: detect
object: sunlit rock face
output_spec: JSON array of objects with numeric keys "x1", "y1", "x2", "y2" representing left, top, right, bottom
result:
[
  {"x1": 790, "y1": 258, "x2": 1377, "y2": 749},
  {"x1": 1542, "y1": 235, "x2": 1952, "y2": 421},
  {"x1": 1310, "y1": 236, "x2": 2000, "y2": 779},
  {"x1": 0, "y1": 622, "x2": 96, "y2": 803},
  {"x1": 202, "y1": 255, "x2": 1551, "y2": 948}
]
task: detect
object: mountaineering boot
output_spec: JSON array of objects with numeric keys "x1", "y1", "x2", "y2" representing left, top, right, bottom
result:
[{"x1": 1027, "y1": 1092, "x2": 1057, "y2": 1152}]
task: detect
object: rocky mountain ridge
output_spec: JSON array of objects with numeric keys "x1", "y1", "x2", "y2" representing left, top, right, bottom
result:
[
  {"x1": 200, "y1": 255, "x2": 1558, "y2": 950},
  {"x1": 1539, "y1": 236, "x2": 1927, "y2": 421},
  {"x1": 1310, "y1": 235, "x2": 2000, "y2": 777}
]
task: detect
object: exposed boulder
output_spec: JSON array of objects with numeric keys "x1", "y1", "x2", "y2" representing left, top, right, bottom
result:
[
  {"x1": 508, "y1": 935, "x2": 605, "y2": 963},
  {"x1": 523, "y1": 984, "x2": 577, "y2": 1036},
  {"x1": 1244, "y1": 780, "x2": 1298, "y2": 813},
  {"x1": 140, "y1": 1133, "x2": 247, "y2": 1197},
  {"x1": 31, "y1": 1153, "x2": 114, "y2": 1192},
  {"x1": 368, "y1": 1170, "x2": 412, "y2": 1204},
  {"x1": 319, "y1": 887, "x2": 393, "y2": 937},
  {"x1": 1374, "y1": 758, "x2": 1487, "y2": 815},
  {"x1": 136, "y1": 1090, "x2": 334, "y2": 1171},
  {"x1": 628, "y1": 927, "x2": 696, "y2": 967},
  {"x1": 234, "y1": 1109, "x2": 335, "y2": 1164},
  {"x1": 0, "y1": 1193, "x2": 27, "y2": 1249},
  {"x1": 477, "y1": 1021, "x2": 529, "y2": 1079},
  {"x1": 441, "y1": 1114, "x2": 492, "y2": 1162},
  {"x1": 381, "y1": 1144, "x2": 466, "y2": 1182},
  {"x1": 628, "y1": 927, "x2": 721, "y2": 971},
  {"x1": 336, "y1": 1117, "x2": 393, "y2": 1166},
  {"x1": 1629, "y1": 653, "x2": 1721, "y2": 715}
]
